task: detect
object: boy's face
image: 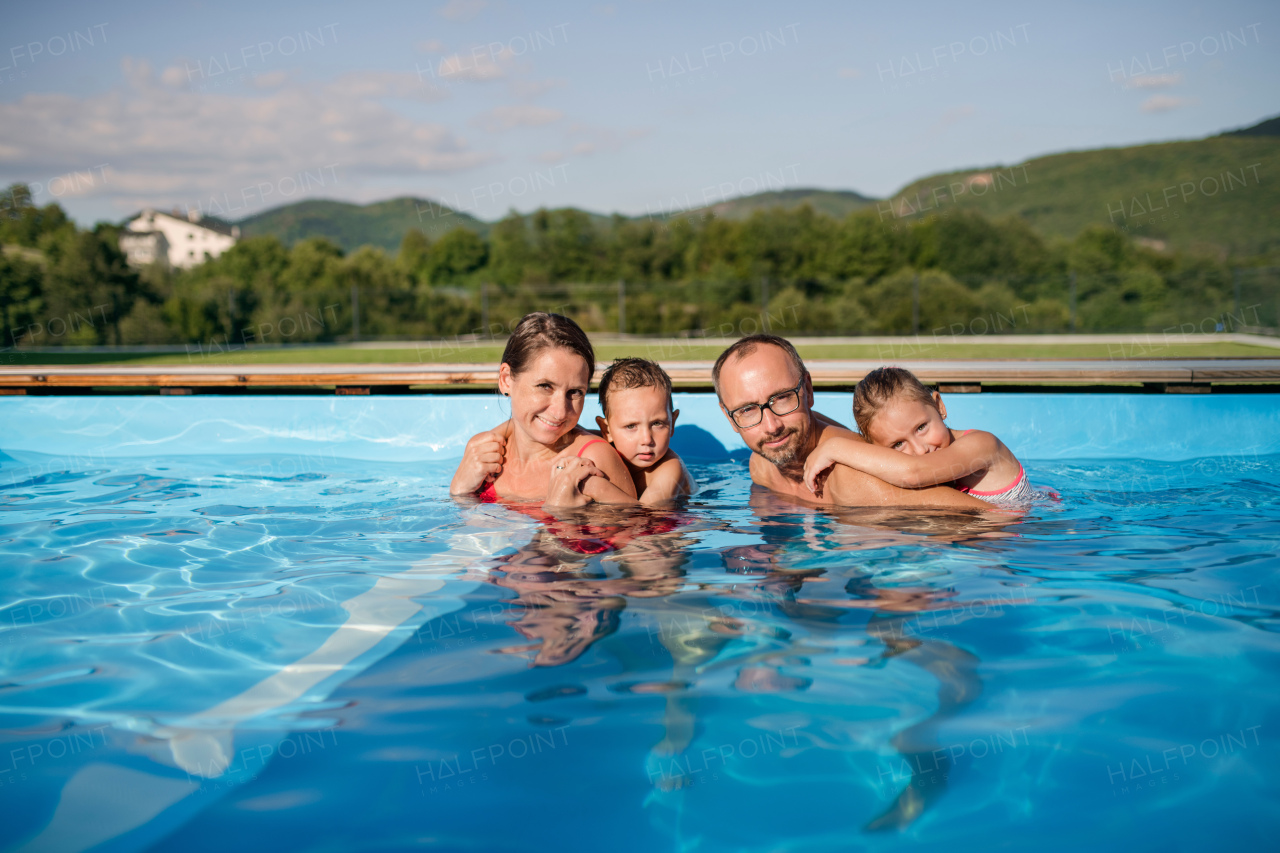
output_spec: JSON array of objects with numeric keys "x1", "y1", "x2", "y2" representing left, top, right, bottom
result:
[
  {"x1": 597, "y1": 385, "x2": 678, "y2": 469},
  {"x1": 866, "y1": 393, "x2": 950, "y2": 456}
]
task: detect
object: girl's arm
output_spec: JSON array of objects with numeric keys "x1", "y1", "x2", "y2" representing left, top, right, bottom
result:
[
  {"x1": 638, "y1": 453, "x2": 695, "y2": 506},
  {"x1": 804, "y1": 431, "x2": 1001, "y2": 492}
]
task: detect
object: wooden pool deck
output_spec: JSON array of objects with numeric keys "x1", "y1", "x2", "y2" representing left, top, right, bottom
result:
[{"x1": 2, "y1": 358, "x2": 1280, "y2": 394}]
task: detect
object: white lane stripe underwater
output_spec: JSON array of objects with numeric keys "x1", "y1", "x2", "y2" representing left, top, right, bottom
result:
[{"x1": 15, "y1": 521, "x2": 520, "y2": 853}]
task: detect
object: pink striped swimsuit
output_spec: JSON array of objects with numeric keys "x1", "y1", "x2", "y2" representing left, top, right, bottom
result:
[{"x1": 952, "y1": 430, "x2": 1035, "y2": 509}]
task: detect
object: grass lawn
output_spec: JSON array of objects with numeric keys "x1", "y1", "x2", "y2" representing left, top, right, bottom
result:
[{"x1": 1, "y1": 340, "x2": 1275, "y2": 367}]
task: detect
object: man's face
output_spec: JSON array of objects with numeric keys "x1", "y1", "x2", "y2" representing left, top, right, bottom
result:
[{"x1": 717, "y1": 345, "x2": 814, "y2": 467}]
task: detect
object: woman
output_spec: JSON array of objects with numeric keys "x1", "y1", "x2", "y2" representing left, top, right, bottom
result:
[{"x1": 450, "y1": 312, "x2": 637, "y2": 505}]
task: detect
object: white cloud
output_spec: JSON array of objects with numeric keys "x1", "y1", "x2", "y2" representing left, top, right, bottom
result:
[
  {"x1": 838, "y1": 67, "x2": 862, "y2": 79},
  {"x1": 539, "y1": 125, "x2": 649, "y2": 161},
  {"x1": 1128, "y1": 73, "x2": 1182, "y2": 89},
  {"x1": 417, "y1": 39, "x2": 447, "y2": 53},
  {"x1": 932, "y1": 104, "x2": 976, "y2": 132},
  {"x1": 509, "y1": 78, "x2": 566, "y2": 99},
  {"x1": 250, "y1": 70, "x2": 291, "y2": 89},
  {"x1": 0, "y1": 58, "x2": 492, "y2": 215},
  {"x1": 1141, "y1": 95, "x2": 1194, "y2": 113},
  {"x1": 472, "y1": 105, "x2": 564, "y2": 132},
  {"x1": 430, "y1": 51, "x2": 506, "y2": 82},
  {"x1": 437, "y1": 0, "x2": 488, "y2": 21}
]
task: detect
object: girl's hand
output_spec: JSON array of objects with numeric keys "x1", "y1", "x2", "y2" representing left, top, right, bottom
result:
[
  {"x1": 803, "y1": 444, "x2": 839, "y2": 497},
  {"x1": 544, "y1": 452, "x2": 603, "y2": 507},
  {"x1": 450, "y1": 429, "x2": 507, "y2": 495}
]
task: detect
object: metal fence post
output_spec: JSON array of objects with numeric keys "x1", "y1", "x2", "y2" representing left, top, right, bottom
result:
[
  {"x1": 911, "y1": 272, "x2": 919, "y2": 335},
  {"x1": 351, "y1": 284, "x2": 360, "y2": 342},
  {"x1": 761, "y1": 277, "x2": 770, "y2": 332},
  {"x1": 1069, "y1": 271, "x2": 1077, "y2": 333},
  {"x1": 618, "y1": 280, "x2": 625, "y2": 335},
  {"x1": 1233, "y1": 268, "x2": 1241, "y2": 328}
]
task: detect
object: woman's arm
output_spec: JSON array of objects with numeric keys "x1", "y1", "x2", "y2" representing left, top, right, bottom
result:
[
  {"x1": 804, "y1": 432, "x2": 1001, "y2": 492},
  {"x1": 579, "y1": 442, "x2": 639, "y2": 503}
]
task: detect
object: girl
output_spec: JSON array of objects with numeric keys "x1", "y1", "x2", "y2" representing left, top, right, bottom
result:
[{"x1": 803, "y1": 366, "x2": 1033, "y2": 508}]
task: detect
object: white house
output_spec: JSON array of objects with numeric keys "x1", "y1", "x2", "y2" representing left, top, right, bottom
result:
[{"x1": 123, "y1": 208, "x2": 239, "y2": 269}]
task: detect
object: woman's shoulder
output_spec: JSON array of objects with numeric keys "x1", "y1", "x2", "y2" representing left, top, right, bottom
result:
[
  {"x1": 565, "y1": 428, "x2": 607, "y2": 451},
  {"x1": 466, "y1": 419, "x2": 512, "y2": 441}
]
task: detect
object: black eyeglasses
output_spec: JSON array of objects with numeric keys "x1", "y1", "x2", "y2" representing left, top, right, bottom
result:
[{"x1": 725, "y1": 378, "x2": 805, "y2": 428}]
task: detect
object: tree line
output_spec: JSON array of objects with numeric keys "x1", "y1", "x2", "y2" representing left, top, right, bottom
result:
[{"x1": 1, "y1": 182, "x2": 1272, "y2": 348}]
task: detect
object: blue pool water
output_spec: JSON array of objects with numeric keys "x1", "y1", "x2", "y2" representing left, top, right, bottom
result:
[{"x1": 1, "y1": 393, "x2": 1278, "y2": 852}]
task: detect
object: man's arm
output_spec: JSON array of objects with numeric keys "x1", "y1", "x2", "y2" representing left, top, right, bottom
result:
[{"x1": 825, "y1": 464, "x2": 990, "y2": 509}]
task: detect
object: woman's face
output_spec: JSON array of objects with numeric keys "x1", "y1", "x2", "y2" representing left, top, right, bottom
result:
[{"x1": 499, "y1": 347, "x2": 591, "y2": 446}]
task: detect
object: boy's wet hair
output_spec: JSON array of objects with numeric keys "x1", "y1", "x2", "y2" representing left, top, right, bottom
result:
[
  {"x1": 598, "y1": 358, "x2": 673, "y2": 417},
  {"x1": 853, "y1": 366, "x2": 938, "y2": 437}
]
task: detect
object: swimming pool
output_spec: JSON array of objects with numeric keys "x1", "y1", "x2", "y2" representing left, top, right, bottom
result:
[{"x1": 2, "y1": 393, "x2": 1278, "y2": 851}]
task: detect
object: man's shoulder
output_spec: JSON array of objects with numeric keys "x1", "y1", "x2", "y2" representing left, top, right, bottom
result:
[
  {"x1": 812, "y1": 416, "x2": 858, "y2": 444},
  {"x1": 824, "y1": 463, "x2": 891, "y2": 505}
]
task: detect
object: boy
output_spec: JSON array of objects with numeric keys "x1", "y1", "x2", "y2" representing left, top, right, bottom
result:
[{"x1": 595, "y1": 358, "x2": 695, "y2": 505}]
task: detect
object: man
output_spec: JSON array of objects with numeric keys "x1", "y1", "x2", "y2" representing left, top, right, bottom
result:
[{"x1": 712, "y1": 334, "x2": 989, "y2": 509}]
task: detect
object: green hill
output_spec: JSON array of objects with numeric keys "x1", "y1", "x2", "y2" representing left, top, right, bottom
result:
[
  {"x1": 236, "y1": 197, "x2": 488, "y2": 253},
  {"x1": 233, "y1": 117, "x2": 1278, "y2": 257},
  {"x1": 693, "y1": 188, "x2": 877, "y2": 221},
  {"x1": 887, "y1": 117, "x2": 1279, "y2": 257}
]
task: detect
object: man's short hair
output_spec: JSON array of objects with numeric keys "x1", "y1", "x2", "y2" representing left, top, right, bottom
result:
[
  {"x1": 598, "y1": 357, "x2": 674, "y2": 416},
  {"x1": 711, "y1": 334, "x2": 807, "y2": 400}
]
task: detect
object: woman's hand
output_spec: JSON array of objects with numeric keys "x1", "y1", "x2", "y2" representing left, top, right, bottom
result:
[
  {"x1": 450, "y1": 428, "x2": 507, "y2": 495},
  {"x1": 544, "y1": 451, "x2": 603, "y2": 507}
]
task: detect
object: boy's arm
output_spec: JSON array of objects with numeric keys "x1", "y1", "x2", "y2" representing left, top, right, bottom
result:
[
  {"x1": 638, "y1": 453, "x2": 695, "y2": 506},
  {"x1": 579, "y1": 442, "x2": 640, "y2": 503},
  {"x1": 813, "y1": 432, "x2": 1001, "y2": 489}
]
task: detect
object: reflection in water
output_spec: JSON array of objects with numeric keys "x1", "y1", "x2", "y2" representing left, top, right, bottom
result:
[
  {"x1": 484, "y1": 505, "x2": 697, "y2": 667},
  {"x1": 481, "y1": 489, "x2": 1014, "y2": 828}
]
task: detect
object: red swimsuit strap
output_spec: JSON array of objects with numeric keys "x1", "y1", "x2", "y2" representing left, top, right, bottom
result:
[{"x1": 576, "y1": 438, "x2": 608, "y2": 458}]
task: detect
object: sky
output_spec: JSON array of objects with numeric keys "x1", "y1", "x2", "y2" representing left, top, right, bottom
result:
[{"x1": 1, "y1": 0, "x2": 1276, "y2": 226}]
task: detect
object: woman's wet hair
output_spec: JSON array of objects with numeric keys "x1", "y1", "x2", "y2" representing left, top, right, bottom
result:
[
  {"x1": 501, "y1": 312, "x2": 595, "y2": 378},
  {"x1": 853, "y1": 366, "x2": 938, "y2": 437},
  {"x1": 598, "y1": 358, "x2": 673, "y2": 416}
]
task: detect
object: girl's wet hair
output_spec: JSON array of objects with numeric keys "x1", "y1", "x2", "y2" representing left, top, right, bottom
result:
[
  {"x1": 598, "y1": 358, "x2": 673, "y2": 416},
  {"x1": 853, "y1": 366, "x2": 938, "y2": 437},
  {"x1": 501, "y1": 312, "x2": 595, "y2": 378}
]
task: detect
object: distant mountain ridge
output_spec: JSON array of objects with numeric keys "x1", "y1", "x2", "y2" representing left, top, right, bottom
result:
[
  {"x1": 232, "y1": 114, "x2": 1278, "y2": 257},
  {"x1": 888, "y1": 117, "x2": 1278, "y2": 256},
  {"x1": 236, "y1": 197, "x2": 488, "y2": 253}
]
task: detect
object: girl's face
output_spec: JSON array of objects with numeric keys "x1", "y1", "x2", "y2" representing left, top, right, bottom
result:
[
  {"x1": 498, "y1": 347, "x2": 590, "y2": 446},
  {"x1": 866, "y1": 393, "x2": 950, "y2": 455}
]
